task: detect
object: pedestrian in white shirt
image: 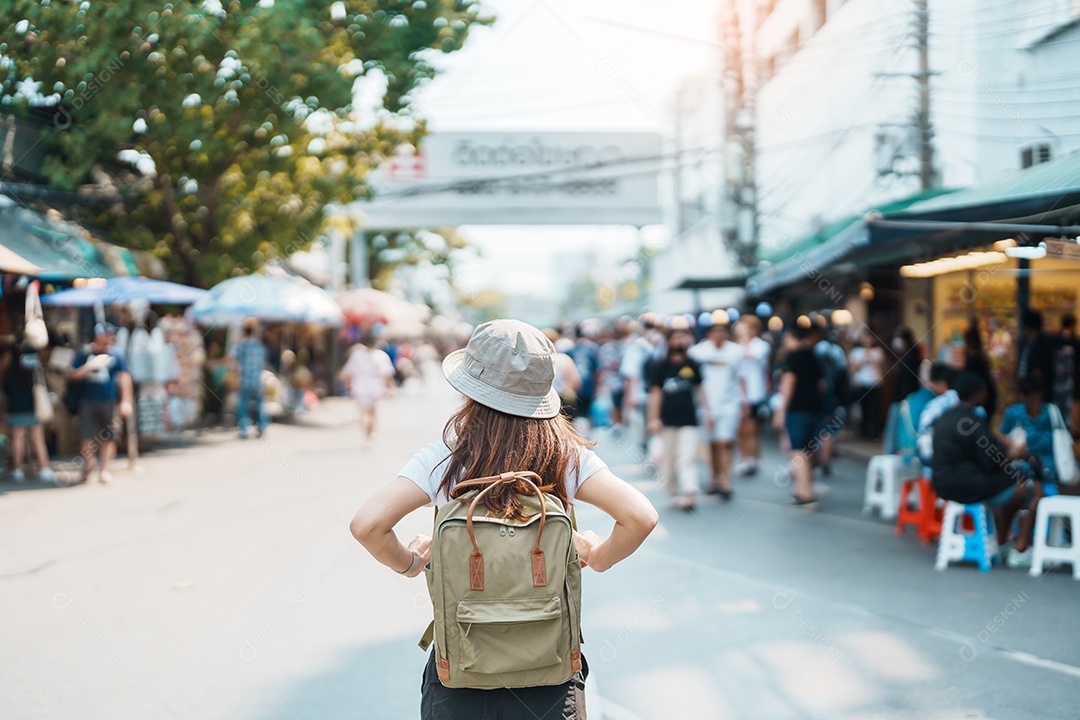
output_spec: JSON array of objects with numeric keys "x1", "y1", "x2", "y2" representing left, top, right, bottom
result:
[
  {"x1": 734, "y1": 317, "x2": 771, "y2": 476},
  {"x1": 690, "y1": 323, "x2": 745, "y2": 499},
  {"x1": 340, "y1": 339, "x2": 396, "y2": 445},
  {"x1": 620, "y1": 320, "x2": 664, "y2": 447},
  {"x1": 849, "y1": 331, "x2": 886, "y2": 440}
]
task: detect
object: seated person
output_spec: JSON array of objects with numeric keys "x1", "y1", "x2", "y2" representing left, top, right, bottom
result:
[
  {"x1": 894, "y1": 362, "x2": 953, "y2": 458},
  {"x1": 999, "y1": 377, "x2": 1062, "y2": 497},
  {"x1": 931, "y1": 372, "x2": 1043, "y2": 568}
]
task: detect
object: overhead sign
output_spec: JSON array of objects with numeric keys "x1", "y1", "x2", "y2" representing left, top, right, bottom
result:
[
  {"x1": 1043, "y1": 239, "x2": 1080, "y2": 262},
  {"x1": 355, "y1": 132, "x2": 663, "y2": 228}
]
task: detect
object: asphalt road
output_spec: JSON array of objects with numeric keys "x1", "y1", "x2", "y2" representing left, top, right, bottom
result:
[{"x1": 2, "y1": 374, "x2": 1078, "y2": 720}]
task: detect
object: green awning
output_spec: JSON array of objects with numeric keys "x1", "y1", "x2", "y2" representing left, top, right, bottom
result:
[
  {"x1": 0, "y1": 204, "x2": 117, "y2": 281},
  {"x1": 750, "y1": 189, "x2": 956, "y2": 295},
  {"x1": 758, "y1": 189, "x2": 955, "y2": 265},
  {"x1": 750, "y1": 152, "x2": 1080, "y2": 296},
  {"x1": 901, "y1": 150, "x2": 1080, "y2": 214}
]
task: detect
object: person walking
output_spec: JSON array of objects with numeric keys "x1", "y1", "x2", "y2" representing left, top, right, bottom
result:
[
  {"x1": 620, "y1": 319, "x2": 663, "y2": 446},
  {"x1": 849, "y1": 331, "x2": 886, "y2": 439},
  {"x1": 340, "y1": 338, "x2": 395, "y2": 445},
  {"x1": 647, "y1": 330, "x2": 711, "y2": 510},
  {"x1": 1051, "y1": 312, "x2": 1080, "y2": 431},
  {"x1": 68, "y1": 324, "x2": 133, "y2": 484},
  {"x1": 596, "y1": 323, "x2": 626, "y2": 430},
  {"x1": 230, "y1": 317, "x2": 269, "y2": 439},
  {"x1": 3, "y1": 338, "x2": 54, "y2": 483},
  {"x1": 734, "y1": 316, "x2": 771, "y2": 477},
  {"x1": 773, "y1": 324, "x2": 825, "y2": 507},
  {"x1": 813, "y1": 325, "x2": 849, "y2": 475},
  {"x1": 690, "y1": 323, "x2": 744, "y2": 499},
  {"x1": 1018, "y1": 309, "x2": 1054, "y2": 404},
  {"x1": 963, "y1": 321, "x2": 997, "y2": 419},
  {"x1": 348, "y1": 319, "x2": 657, "y2": 720},
  {"x1": 891, "y1": 326, "x2": 922, "y2": 403},
  {"x1": 567, "y1": 324, "x2": 600, "y2": 434}
]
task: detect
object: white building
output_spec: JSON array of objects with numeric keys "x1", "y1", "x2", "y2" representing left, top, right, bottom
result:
[
  {"x1": 646, "y1": 70, "x2": 745, "y2": 314},
  {"x1": 754, "y1": 0, "x2": 1080, "y2": 261}
]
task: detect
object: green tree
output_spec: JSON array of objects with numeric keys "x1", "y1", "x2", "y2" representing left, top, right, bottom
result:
[
  {"x1": 1, "y1": 0, "x2": 488, "y2": 287},
  {"x1": 366, "y1": 226, "x2": 467, "y2": 289}
]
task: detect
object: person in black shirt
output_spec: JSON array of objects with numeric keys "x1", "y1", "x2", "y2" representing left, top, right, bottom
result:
[
  {"x1": 773, "y1": 324, "x2": 825, "y2": 507},
  {"x1": 1018, "y1": 309, "x2": 1054, "y2": 404},
  {"x1": 647, "y1": 330, "x2": 712, "y2": 510},
  {"x1": 964, "y1": 321, "x2": 997, "y2": 419},
  {"x1": 1051, "y1": 312, "x2": 1080, "y2": 431},
  {"x1": 2, "y1": 342, "x2": 55, "y2": 483},
  {"x1": 931, "y1": 372, "x2": 1043, "y2": 567}
]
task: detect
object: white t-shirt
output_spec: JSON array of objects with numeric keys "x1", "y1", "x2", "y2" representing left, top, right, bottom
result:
[
  {"x1": 343, "y1": 346, "x2": 394, "y2": 401},
  {"x1": 689, "y1": 339, "x2": 745, "y2": 411},
  {"x1": 738, "y1": 336, "x2": 771, "y2": 404},
  {"x1": 850, "y1": 346, "x2": 885, "y2": 388},
  {"x1": 619, "y1": 336, "x2": 657, "y2": 403},
  {"x1": 399, "y1": 441, "x2": 609, "y2": 506}
]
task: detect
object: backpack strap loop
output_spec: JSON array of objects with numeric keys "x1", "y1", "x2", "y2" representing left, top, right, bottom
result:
[{"x1": 463, "y1": 471, "x2": 548, "y2": 590}]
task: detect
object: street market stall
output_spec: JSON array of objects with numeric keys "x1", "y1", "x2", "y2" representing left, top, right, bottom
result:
[
  {"x1": 192, "y1": 274, "x2": 344, "y2": 420},
  {"x1": 335, "y1": 287, "x2": 430, "y2": 339},
  {"x1": 40, "y1": 276, "x2": 211, "y2": 457}
]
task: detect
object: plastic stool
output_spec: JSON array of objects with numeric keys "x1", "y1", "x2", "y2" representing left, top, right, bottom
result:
[
  {"x1": 863, "y1": 455, "x2": 919, "y2": 520},
  {"x1": 935, "y1": 502, "x2": 1000, "y2": 572},
  {"x1": 1029, "y1": 496, "x2": 1080, "y2": 580},
  {"x1": 895, "y1": 477, "x2": 941, "y2": 542}
]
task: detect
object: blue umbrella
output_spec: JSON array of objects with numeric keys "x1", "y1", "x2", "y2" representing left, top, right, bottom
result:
[
  {"x1": 190, "y1": 274, "x2": 343, "y2": 327},
  {"x1": 41, "y1": 277, "x2": 209, "y2": 306}
]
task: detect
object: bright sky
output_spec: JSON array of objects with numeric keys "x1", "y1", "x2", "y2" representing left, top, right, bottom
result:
[{"x1": 409, "y1": 0, "x2": 725, "y2": 305}]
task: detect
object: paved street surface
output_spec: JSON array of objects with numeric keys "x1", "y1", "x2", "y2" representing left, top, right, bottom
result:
[{"x1": 3, "y1": 375, "x2": 1079, "y2": 720}]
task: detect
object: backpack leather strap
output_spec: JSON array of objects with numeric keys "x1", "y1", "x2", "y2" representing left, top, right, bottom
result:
[
  {"x1": 418, "y1": 620, "x2": 435, "y2": 651},
  {"x1": 463, "y1": 471, "x2": 549, "y2": 590}
]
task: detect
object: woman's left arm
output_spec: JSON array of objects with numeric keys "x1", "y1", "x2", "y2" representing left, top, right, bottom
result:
[{"x1": 349, "y1": 476, "x2": 433, "y2": 578}]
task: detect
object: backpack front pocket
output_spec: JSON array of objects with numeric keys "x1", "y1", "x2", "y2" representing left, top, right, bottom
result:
[{"x1": 456, "y1": 596, "x2": 563, "y2": 674}]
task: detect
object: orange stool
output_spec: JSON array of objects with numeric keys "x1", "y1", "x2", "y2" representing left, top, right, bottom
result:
[{"x1": 895, "y1": 477, "x2": 942, "y2": 543}]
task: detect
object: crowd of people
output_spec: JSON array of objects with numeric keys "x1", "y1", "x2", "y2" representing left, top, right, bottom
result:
[{"x1": 519, "y1": 307, "x2": 1079, "y2": 564}]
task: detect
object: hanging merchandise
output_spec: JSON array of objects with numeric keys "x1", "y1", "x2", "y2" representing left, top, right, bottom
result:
[
  {"x1": 33, "y1": 365, "x2": 54, "y2": 424},
  {"x1": 24, "y1": 282, "x2": 49, "y2": 350},
  {"x1": 137, "y1": 386, "x2": 167, "y2": 435},
  {"x1": 114, "y1": 325, "x2": 131, "y2": 362},
  {"x1": 127, "y1": 325, "x2": 154, "y2": 383},
  {"x1": 150, "y1": 326, "x2": 178, "y2": 383}
]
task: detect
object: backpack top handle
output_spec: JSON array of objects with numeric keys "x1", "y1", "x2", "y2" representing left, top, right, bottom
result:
[{"x1": 459, "y1": 471, "x2": 549, "y2": 591}]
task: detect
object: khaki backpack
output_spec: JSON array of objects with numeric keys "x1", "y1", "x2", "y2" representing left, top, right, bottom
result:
[{"x1": 418, "y1": 471, "x2": 583, "y2": 689}]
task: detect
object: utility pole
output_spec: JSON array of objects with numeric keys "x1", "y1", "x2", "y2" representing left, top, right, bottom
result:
[
  {"x1": 722, "y1": 0, "x2": 758, "y2": 269},
  {"x1": 915, "y1": 0, "x2": 935, "y2": 190},
  {"x1": 874, "y1": 0, "x2": 936, "y2": 188}
]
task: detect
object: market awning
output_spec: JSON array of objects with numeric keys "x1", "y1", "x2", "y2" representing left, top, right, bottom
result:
[
  {"x1": 0, "y1": 203, "x2": 116, "y2": 280},
  {"x1": 192, "y1": 274, "x2": 344, "y2": 327},
  {"x1": 41, "y1": 277, "x2": 209, "y2": 307},
  {"x1": 748, "y1": 151, "x2": 1080, "y2": 296}
]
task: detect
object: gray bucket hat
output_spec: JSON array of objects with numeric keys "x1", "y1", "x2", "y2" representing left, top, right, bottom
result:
[{"x1": 442, "y1": 319, "x2": 561, "y2": 419}]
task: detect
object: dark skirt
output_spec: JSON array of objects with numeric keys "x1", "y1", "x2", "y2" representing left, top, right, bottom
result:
[{"x1": 420, "y1": 650, "x2": 588, "y2": 720}]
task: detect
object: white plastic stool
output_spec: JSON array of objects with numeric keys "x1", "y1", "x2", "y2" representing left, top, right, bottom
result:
[
  {"x1": 1029, "y1": 496, "x2": 1080, "y2": 580},
  {"x1": 935, "y1": 502, "x2": 1000, "y2": 572},
  {"x1": 863, "y1": 454, "x2": 919, "y2": 520}
]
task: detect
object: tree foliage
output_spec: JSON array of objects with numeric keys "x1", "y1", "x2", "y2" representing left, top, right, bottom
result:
[{"x1": 1, "y1": 0, "x2": 488, "y2": 287}]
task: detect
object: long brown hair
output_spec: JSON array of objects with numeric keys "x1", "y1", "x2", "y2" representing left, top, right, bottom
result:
[{"x1": 437, "y1": 399, "x2": 596, "y2": 519}]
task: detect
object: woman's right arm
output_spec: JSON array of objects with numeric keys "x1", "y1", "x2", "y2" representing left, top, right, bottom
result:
[
  {"x1": 349, "y1": 476, "x2": 433, "y2": 577},
  {"x1": 573, "y1": 468, "x2": 658, "y2": 573}
]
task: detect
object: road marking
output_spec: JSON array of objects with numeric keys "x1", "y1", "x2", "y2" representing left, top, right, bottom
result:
[{"x1": 640, "y1": 545, "x2": 1080, "y2": 682}]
